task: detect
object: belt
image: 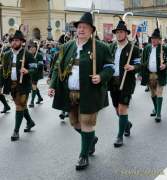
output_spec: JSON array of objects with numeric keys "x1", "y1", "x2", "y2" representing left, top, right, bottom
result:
[
  {"x1": 150, "y1": 72, "x2": 157, "y2": 75},
  {"x1": 73, "y1": 59, "x2": 79, "y2": 66},
  {"x1": 113, "y1": 76, "x2": 120, "y2": 80},
  {"x1": 11, "y1": 81, "x2": 18, "y2": 85}
]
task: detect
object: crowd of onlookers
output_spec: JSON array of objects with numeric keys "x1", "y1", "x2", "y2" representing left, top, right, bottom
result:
[{"x1": 1, "y1": 31, "x2": 167, "y2": 76}]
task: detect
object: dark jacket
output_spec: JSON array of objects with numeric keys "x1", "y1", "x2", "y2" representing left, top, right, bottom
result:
[
  {"x1": 50, "y1": 39, "x2": 114, "y2": 113},
  {"x1": 1, "y1": 48, "x2": 37, "y2": 94},
  {"x1": 31, "y1": 52, "x2": 44, "y2": 81},
  {"x1": 108, "y1": 41, "x2": 141, "y2": 95},
  {"x1": 141, "y1": 44, "x2": 167, "y2": 86}
]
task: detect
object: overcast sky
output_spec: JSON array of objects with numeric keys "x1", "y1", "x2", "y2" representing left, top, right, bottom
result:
[{"x1": 65, "y1": 0, "x2": 124, "y2": 11}]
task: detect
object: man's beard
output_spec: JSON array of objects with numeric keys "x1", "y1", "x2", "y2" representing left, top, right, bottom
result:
[{"x1": 12, "y1": 44, "x2": 22, "y2": 51}]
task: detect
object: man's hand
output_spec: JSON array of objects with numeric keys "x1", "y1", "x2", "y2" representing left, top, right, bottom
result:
[
  {"x1": 91, "y1": 75, "x2": 101, "y2": 84},
  {"x1": 160, "y1": 64, "x2": 166, "y2": 70},
  {"x1": 48, "y1": 88, "x2": 55, "y2": 97},
  {"x1": 124, "y1": 64, "x2": 135, "y2": 71},
  {"x1": 20, "y1": 68, "x2": 29, "y2": 75}
]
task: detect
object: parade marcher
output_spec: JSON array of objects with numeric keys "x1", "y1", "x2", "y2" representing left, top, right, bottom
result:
[
  {"x1": 141, "y1": 21, "x2": 167, "y2": 123},
  {"x1": 29, "y1": 42, "x2": 44, "y2": 108},
  {"x1": 48, "y1": 12, "x2": 114, "y2": 170},
  {"x1": 48, "y1": 33, "x2": 72, "y2": 121},
  {"x1": 0, "y1": 43, "x2": 11, "y2": 113},
  {"x1": 0, "y1": 30, "x2": 37, "y2": 141},
  {"x1": 108, "y1": 14, "x2": 141, "y2": 148}
]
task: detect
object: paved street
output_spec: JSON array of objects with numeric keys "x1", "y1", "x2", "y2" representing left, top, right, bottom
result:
[{"x1": 0, "y1": 79, "x2": 167, "y2": 180}]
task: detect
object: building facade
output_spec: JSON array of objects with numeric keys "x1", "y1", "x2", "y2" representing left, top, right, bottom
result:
[{"x1": 0, "y1": 0, "x2": 167, "y2": 42}]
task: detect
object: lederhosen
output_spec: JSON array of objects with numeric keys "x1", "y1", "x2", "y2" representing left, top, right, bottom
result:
[
  {"x1": 10, "y1": 54, "x2": 29, "y2": 110},
  {"x1": 59, "y1": 48, "x2": 97, "y2": 127},
  {"x1": 109, "y1": 76, "x2": 132, "y2": 108},
  {"x1": 141, "y1": 44, "x2": 167, "y2": 88}
]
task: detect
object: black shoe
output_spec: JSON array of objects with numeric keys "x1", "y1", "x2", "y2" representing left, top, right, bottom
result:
[
  {"x1": 76, "y1": 157, "x2": 89, "y2": 171},
  {"x1": 145, "y1": 87, "x2": 149, "y2": 92},
  {"x1": 89, "y1": 136, "x2": 98, "y2": 156},
  {"x1": 59, "y1": 112, "x2": 65, "y2": 119},
  {"x1": 114, "y1": 137, "x2": 123, "y2": 148},
  {"x1": 29, "y1": 103, "x2": 34, "y2": 108},
  {"x1": 36, "y1": 98, "x2": 43, "y2": 104},
  {"x1": 11, "y1": 131, "x2": 19, "y2": 141},
  {"x1": 150, "y1": 109, "x2": 156, "y2": 117},
  {"x1": 24, "y1": 121, "x2": 35, "y2": 132},
  {"x1": 155, "y1": 116, "x2": 161, "y2": 123},
  {"x1": 124, "y1": 122, "x2": 132, "y2": 137},
  {"x1": 1, "y1": 105, "x2": 11, "y2": 113}
]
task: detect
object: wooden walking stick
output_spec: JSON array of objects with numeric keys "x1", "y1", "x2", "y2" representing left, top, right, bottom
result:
[
  {"x1": 119, "y1": 25, "x2": 138, "y2": 90},
  {"x1": 91, "y1": 2, "x2": 99, "y2": 75},
  {"x1": 34, "y1": 40, "x2": 41, "y2": 59},
  {"x1": 157, "y1": 18, "x2": 164, "y2": 66},
  {"x1": 19, "y1": 24, "x2": 29, "y2": 84},
  {"x1": 119, "y1": 12, "x2": 136, "y2": 91}
]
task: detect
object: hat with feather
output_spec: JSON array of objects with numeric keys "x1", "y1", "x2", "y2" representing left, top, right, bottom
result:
[
  {"x1": 9, "y1": 24, "x2": 26, "y2": 42},
  {"x1": 112, "y1": 12, "x2": 133, "y2": 35},
  {"x1": 151, "y1": 18, "x2": 161, "y2": 39}
]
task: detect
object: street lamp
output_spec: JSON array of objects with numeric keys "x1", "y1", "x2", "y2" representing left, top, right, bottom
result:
[
  {"x1": 47, "y1": 0, "x2": 53, "y2": 41},
  {"x1": 0, "y1": 3, "x2": 3, "y2": 39}
]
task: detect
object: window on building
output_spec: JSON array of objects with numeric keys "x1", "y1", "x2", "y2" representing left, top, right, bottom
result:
[
  {"x1": 132, "y1": 0, "x2": 141, "y2": 8},
  {"x1": 156, "y1": 0, "x2": 167, "y2": 6}
]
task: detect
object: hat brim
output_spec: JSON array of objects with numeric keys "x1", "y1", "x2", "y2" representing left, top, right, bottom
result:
[
  {"x1": 73, "y1": 21, "x2": 96, "y2": 32},
  {"x1": 112, "y1": 28, "x2": 131, "y2": 35},
  {"x1": 9, "y1": 37, "x2": 26, "y2": 43},
  {"x1": 151, "y1": 35, "x2": 161, "y2": 39}
]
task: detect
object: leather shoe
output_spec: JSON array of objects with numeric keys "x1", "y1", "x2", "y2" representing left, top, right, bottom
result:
[
  {"x1": 36, "y1": 98, "x2": 43, "y2": 104},
  {"x1": 11, "y1": 131, "x2": 19, "y2": 141},
  {"x1": 150, "y1": 109, "x2": 156, "y2": 117},
  {"x1": 76, "y1": 156, "x2": 89, "y2": 171},
  {"x1": 1, "y1": 105, "x2": 11, "y2": 113},
  {"x1": 155, "y1": 116, "x2": 161, "y2": 123},
  {"x1": 114, "y1": 137, "x2": 123, "y2": 148},
  {"x1": 24, "y1": 121, "x2": 35, "y2": 132}
]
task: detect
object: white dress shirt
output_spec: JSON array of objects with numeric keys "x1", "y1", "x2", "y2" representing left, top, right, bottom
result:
[
  {"x1": 113, "y1": 40, "x2": 128, "y2": 76},
  {"x1": 113, "y1": 47, "x2": 122, "y2": 76},
  {"x1": 68, "y1": 40, "x2": 86, "y2": 90},
  {"x1": 148, "y1": 46, "x2": 157, "y2": 72},
  {"x1": 11, "y1": 48, "x2": 22, "y2": 81}
]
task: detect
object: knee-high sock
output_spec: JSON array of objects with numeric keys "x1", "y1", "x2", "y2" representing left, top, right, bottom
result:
[
  {"x1": 31, "y1": 90, "x2": 37, "y2": 104},
  {"x1": 151, "y1": 96, "x2": 157, "y2": 112},
  {"x1": 36, "y1": 88, "x2": 42, "y2": 100},
  {"x1": 157, "y1": 97, "x2": 163, "y2": 117},
  {"x1": 0, "y1": 94, "x2": 10, "y2": 108},
  {"x1": 80, "y1": 131, "x2": 95, "y2": 158},
  {"x1": 24, "y1": 109, "x2": 33, "y2": 124},
  {"x1": 14, "y1": 111, "x2": 24, "y2": 132},
  {"x1": 118, "y1": 115, "x2": 128, "y2": 138}
]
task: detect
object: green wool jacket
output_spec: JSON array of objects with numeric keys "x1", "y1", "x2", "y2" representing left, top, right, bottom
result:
[
  {"x1": 50, "y1": 39, "x2": 115, "y2": 114},
  {"x1": 1, "y1": 48, "x2": 37, "y2": 94},
  {"x1": 141, "y1": 44, "x2": 167, "y2": 86},
  {"x1": 108, "y1": 41, "x2": 141, "y2": 95},
  {"x1": 31, "y1": 52, "x2": 44, "y2": 81}
]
